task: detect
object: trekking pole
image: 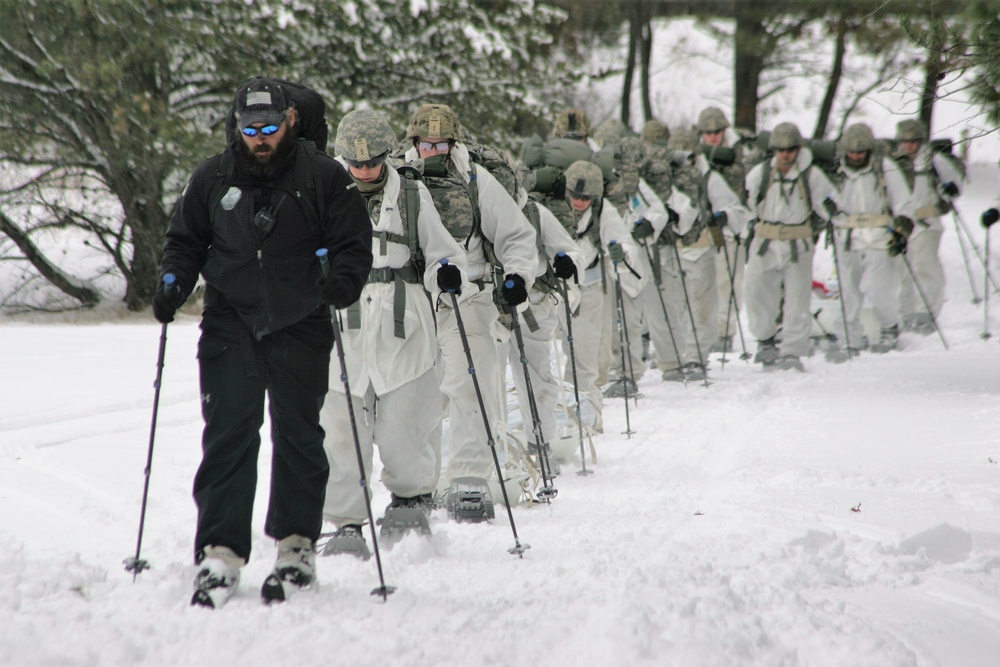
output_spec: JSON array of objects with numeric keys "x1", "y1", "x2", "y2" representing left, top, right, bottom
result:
[
  {"x1": 638, "y1": 239, "x2": 686, "y2": 385},
  {"x1": 506, "y1": 300, "x2": 557, "y2": 500},
  {"x1": 981, "y1": 208, "x2": 998, "y2": 340},
  {"x1": 953, "y1": 217, "x2": 982, "y2": 305},
  {"x1": 821, "y1": 199, "x2": 856, "y2": 360},
  {"x1": 897, "y1": 247, "x2": 949, "y2": 350},
  {"x1": 557, "y1": 276, "x2": 592, "y2": 476},
  {"x1": 442, "y1": 260, "x2": 529, "y2": 557},
  {"x1": 953, "y1": 207, "x2": 1000, "y2": 295},
  {"x1": 668, "y1": 241, "x2": 710, "y2": 386},
  {"x1": 717, "y1": 229, "x2": 751, "y2": 364},
  {"x1": 317, "y1": 249, "x2": 395, "y2": 599},
  {"x1": 608, "y1": 242, "x2": 635, "y2": 437},
  {"x1": 124, "y1": 274, "x2": 175, "y2": 581}
]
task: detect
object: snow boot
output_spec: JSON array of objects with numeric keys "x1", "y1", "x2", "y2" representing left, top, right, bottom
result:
[
  {"x1": 378, "y1": 493, "x2": 432, "y2": 538},
  {"x1": 321, "y1": 524, "x2": 371, "y2": 561},
  {"x1": 753, "y1": 337, "x2": 778, "y2": 367},
  {"x1": 191, "y1": 545, "x2": 243, "y2": 609},
  {"x1": 261, "y1": 535, "x2": 316, "y2": 604},
  {"x1": 527, "y1": 442, "x2": 561, "y2": 477},
  {"x1": 602, "y1": 376, "x2": 638, "y2": 398},
  {"x1": 870, "y1": 325, "x2": 899, "y2": 353},
  {"x1": 445, "y1": 476, "x2": 495, "y2": 523},
  {"x1": 824, "y1": 346, "x2": 861, "y2": 364},
  {"x1": 904, "y1": 313, "x2": 935, "y2": 335}
]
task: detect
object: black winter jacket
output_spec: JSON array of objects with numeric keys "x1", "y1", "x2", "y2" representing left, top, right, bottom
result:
[{"x1": 161, "y1": 141, "x2": 372, "y2": 338}]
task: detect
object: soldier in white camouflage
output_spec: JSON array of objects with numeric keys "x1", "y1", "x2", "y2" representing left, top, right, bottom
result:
[
  {"x1": 402, "y1": 103, "x2": 538, "y2": 508},
  {"x1": 697, "y1": 106, "x2": 750, "y2": 354},
  {"x1": 892, "y1": 119, "x2": 966, "y2": 334},
  {"x1": 319, "y1": 110, "x2": 469, "y2": 548}
]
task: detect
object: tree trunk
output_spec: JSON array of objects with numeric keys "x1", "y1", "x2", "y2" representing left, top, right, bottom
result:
[
  {"x1": 638, "y1": 3, "x2": 654, "y2": 123},
  {"x1": 920, "y1": 36, "x2": 944, "y2": 129},
  {"x1": 621, "y1": 4, "x2": 639, "y2": 125},
  {"x1": 734, "y1": 2, "x2": 767, "y2": 131},
  {"x1": 813, "y1": 17, "x2": 848, "y2": 139},
  {"x1": 121, "y1": 195, "x2": 171, "y2": 312},
  {"x1": 0, "y1": 210, "x2": 101, "y2": 308}
]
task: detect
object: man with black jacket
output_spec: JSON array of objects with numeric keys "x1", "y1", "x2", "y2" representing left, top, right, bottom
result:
[{"x1": 154, "y1": 77, "x2": 372, "y2": 607}]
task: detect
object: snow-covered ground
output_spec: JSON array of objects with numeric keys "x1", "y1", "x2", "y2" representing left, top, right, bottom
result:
[
  {"x1": 2, "y1": 14, "x2": 1000, "y2": 667},
  {"x1": 2, "y1": 169, "x2": 999, "y2": 666}
]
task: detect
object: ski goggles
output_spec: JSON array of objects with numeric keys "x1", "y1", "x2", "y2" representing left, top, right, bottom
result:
[
  {"x1": 241, "y1": 124, "x2": 281, "y2": 138},
  {"x1": 417, "y1": 140, "x2": 453, "y2": 152},
  {"x1": 344, "y1": 153, "x2": 387, "y2": 170},
  {"x1": 567, "y1": 191, "x2": 593, "y2": 201}
]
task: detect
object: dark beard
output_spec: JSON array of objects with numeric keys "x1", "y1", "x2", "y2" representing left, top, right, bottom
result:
[{"x1": 234, "y1": 123, "x2": 299, "y2": 180}]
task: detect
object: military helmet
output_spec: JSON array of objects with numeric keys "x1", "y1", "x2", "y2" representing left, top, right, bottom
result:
[
  {"x1": 618, "y1": 136, "x2": 645, "y2": 167},
  {"x1": 896, "y1": 118, "x2": 927, "y2": 142},
  {"x1": 640, "y1": 119, "x2": 671, "y2": 145},
  {"x1": 839, "y1": 123, "x2": 876, "y2": 153},
  {"x1": 769, "y1": 122, "x2": 803, "y2": 150},
  {"x1": 667, "y1": 128, "x2": 699, "y2": 153},
  {"x1": 335, "y1": 110, "x2": 398, "y2": 161},
  {"x1": 564, "y1": 160, "x2": 604, "y2": 198},
  {"x1": 592, "y1": 118, "x2": 628, "y2": 148},
  {"x1": 697, "y1": 106, "x2": 730, "y2": 133},
  {"x1": 553, "y1": 108, "x2": 591, "y2": 140},
  {"x1": 406, "y1": 103, "x2": 460, "y2": 140}
]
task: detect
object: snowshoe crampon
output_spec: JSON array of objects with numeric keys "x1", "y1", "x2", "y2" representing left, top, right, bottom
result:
[
  {"x1": 446, "y1": 476, "x2": 495, "y2": 523},
  {"x1": 378, "y1": 507, "x2": 432, "y2": 538},
  {"x1": 190, "y1": 563, "x2": 240, "y2": 609},
  {"x1": 320, "y1": 525, "x2": 371, "y2": 561}
]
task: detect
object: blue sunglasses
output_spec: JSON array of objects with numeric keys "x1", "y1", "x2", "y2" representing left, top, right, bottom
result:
[{"x1": 241, "y1": 124, "x2": 281, "y2": 138}]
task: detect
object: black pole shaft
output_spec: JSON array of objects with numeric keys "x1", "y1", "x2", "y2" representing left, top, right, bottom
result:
[
  {"x1": 669, "y1": 241, "x2": 710, "y2": 386},
  {"x1": 640, "y1": 240, "x2": 686, "y2": 382},
  {"x1": 126, "y1": 320, "x2": 169, "y2": 581},
  {"x1": 508, "y1": 306, "x2": 557, "y2": 499},
  {"x1": 828, "y1": 224, "x2": 855, "y2": 355},
  {"x1": 558, "y1": 280, "x2": 591, "y2": 475},
  {"x1": 611, "y1": 261, "x2": 634, "y2": 437},
  {"x1": 448, "y1": 291, "x2": 528, "y2": 556}
]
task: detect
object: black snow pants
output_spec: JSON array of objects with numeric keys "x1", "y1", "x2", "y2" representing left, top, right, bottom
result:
[{"x1": 192, "y1": 307, "x2": 333, "y2": 563}]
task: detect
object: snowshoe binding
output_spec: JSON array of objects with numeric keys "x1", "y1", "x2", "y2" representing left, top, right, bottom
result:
[
  {"x1": 602, "y1": 376, "x2": 639, "y2": 399},
  {"x1": 869, "y1": 325, "x2": 899, "y2": 354},
  {"x1": 378, "y1": 494, "x2": 433, "y2": 539},
  {"x1": 753, "y1": 337, "x2": 779, "y2": 367},
  {"x1": 261, "y1": 535, "x2": 316, "y2": 605},
  {"x1": 445, "y1": 477, "x2": 495, "y2": 523},
  {"x1": 190, "y1": 545, "x2": 243, "y2": 609},
  {"x1": 321, "y1": 524, "x2": 371, "y2": 560},
  {"x1": 824, "y1": 347, "x2": 861, "y2": 364}
]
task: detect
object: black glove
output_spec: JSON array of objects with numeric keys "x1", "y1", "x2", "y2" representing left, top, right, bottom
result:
[
  {"x1": 822, "y1": 197, "x2": 838, "y2": 218},
  {"x1": 500, "y1": 273, "x2": 528, "y2": 307},
  {"x1": 436, "y1": 263, "x2": 462, "y2": 294},
  {"x1": 941, "y1": 181, "x2": 960, "y2": 198},
  {"x1": 631, "y1": 218, "x2": 655, "y2": 241},
  {"x1": 607, "y1": 241, "x2": 625, "y2": 264},
  {"x1": 982, "y1": 208, "x2": 999, "y2": 229},
  {"x1": 888, "y1": 229, "x2": 908, "y2": 257},
  {"x1": 892, "y1": 215, "x2": 915, "y2": 239},
  {"x1": 552, "y1": 252, "x2": 576, "y2": 280},
  {"x1": 321, "y1": 275, "x2": 353, "y2": 309},
  {"x1": 710, "y1": 211, "x2": 728, "y2": 228},
  {"x1": 666, "y1": 207, "x2": 679, "y2": 227},
  {"x1": 151, "y1": 276, "x2": 186, "y2": 324}
]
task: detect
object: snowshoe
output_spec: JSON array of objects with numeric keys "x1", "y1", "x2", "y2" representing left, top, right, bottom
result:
[
  {"x1": 870, "y1": 325, "x2": 899, "y2": 354},
  {"x1": 660, "y1": 366, "x2": 686, "y2": 382},
  {"x1": 321, "y1": 524, "x2": 371, "y2": 560},
  {"x1": 445, "y1": 476, "x2": 495, "y2": 523},
  {"x1": 824, "y1": 347, "x2": 860, "y2": 364},
  {"x1": 378, "y1": 494, "x2": 433, "y2": 538},
  {"x1": 190, "y1": 545, "x2": 243, "y2": 609},
  {"x1": 602, "y1": 376, "x2": 639, "y2": 399},
  {"x1": 261, "y1": 535, "x2": 316, "y2": 605},
  {"x1": 774, "y1": 355, "x2": 804, "y2": 372},
  {"x1": 682, "y1": 361, "x2": 707, "y2": 381},
  {"x1": 903, "y1": 313, "x2": 935, "y2": 336}
]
